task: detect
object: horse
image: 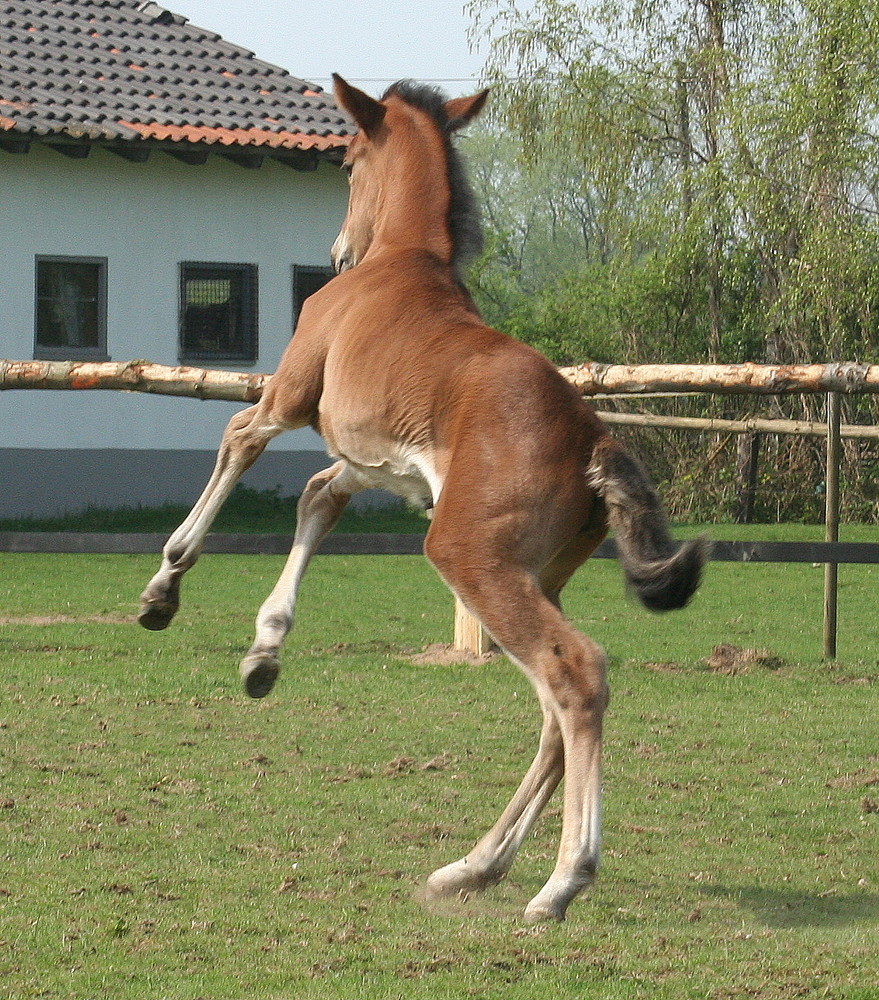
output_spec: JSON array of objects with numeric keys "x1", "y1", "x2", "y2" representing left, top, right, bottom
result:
[{"x1": 138, "y1": 76, "x2": 705, "y2": 922}]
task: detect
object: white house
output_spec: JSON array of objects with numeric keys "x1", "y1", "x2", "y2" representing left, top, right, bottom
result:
[{"x1": 0, "y1": 0, "x2": 356, "y2": 518}]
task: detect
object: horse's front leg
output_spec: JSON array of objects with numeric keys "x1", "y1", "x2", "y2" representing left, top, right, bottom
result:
[
  {"x1": 138, "y1": 404, "x2": 282, "y2": 631},
  {"x1": 240, "y1": 461, "x2": 363, "y2": 698}
]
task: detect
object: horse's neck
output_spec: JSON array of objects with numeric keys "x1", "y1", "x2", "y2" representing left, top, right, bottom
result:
[{"x1": 371, "y1": 162, "x2": 454, "y2": 265}]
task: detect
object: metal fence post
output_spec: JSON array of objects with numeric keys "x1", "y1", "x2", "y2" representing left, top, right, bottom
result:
[{"x1": 823, "y1": 391, "x2": 841, "y2": 659}]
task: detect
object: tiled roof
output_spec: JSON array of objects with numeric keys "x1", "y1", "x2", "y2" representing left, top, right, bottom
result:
[{"x1": 0, "y1": 0, "x2": 354, "y2": 164}]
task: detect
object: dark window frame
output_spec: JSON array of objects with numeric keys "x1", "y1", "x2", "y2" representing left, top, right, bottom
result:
[
  {"x1": 292, "y1": 264, "x2": 334, "y2": 329},
  {"x1": 34, "y1": 255, "x2": 109, "y2": 361},
  {"x1": 178, "y1": 261, "x2": 258, "y2": 364}
]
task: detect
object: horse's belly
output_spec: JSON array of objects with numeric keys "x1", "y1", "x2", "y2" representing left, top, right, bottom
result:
[
  {"x1": 334, "y1": 441, "x2": 441, "y2": 509},
  {"x1": 317, "y1": 397, "x2": 444, "y2": 507}
]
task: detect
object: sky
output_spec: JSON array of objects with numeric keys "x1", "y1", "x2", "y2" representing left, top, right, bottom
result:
[{"x1": 168, "y1": 0, "x2": 495, "y2": 97}]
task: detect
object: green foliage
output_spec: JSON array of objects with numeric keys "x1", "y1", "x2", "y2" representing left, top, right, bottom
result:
[
  {"x1": 466, "y1": 0, "x2": 879, "y2": 366},
  {"x1": 1, "y1": 551, "x2": 879, "y2": 998},
  {"x1": 462, "y1": 0, "x2": 879, "y2": 519}
]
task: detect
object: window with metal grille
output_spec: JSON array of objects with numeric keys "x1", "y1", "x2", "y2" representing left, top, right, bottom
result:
[
  {"x1": 292, "y1": 264, "x2": 334, "y2": 328},
  {"x1": 34, "y1": 256, "x2": 109, "y2": 361},
  {"x1": 179, "y1": 262, "x2": 257, "y2": 362}
]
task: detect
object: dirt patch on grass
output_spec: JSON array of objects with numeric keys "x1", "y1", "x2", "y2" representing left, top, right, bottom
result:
[
  {"x1": 0, "y1": 614, "x2": 137, "y2": 626},
  {"x1": 406, "y1": 643, "x2": 499, "y2": 667},
  {"x1": 643, "y1": 661, "x2": 684, "y2": 674},
  {"x1": 704, "y1": 644, "x2": 785, "y2": 674}
]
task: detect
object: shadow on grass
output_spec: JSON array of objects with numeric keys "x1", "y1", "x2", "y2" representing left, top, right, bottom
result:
[{"x1": 703, "y1": 884, "x2": 879, "y2": 928}]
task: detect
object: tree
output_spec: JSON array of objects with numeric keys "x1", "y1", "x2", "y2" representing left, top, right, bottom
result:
[
  {"x1": 465, "y1": 0, "x2": 879, "y2": 520},
  {"x1": 468, "y1": 0, "x2": 879, "y2": 366}
]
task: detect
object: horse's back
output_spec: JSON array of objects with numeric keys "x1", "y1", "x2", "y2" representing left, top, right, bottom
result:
[
  {"x1": 303, "y1": 255, "x2": 606, "y2": 537},
  {"x1": 323, "y1": 294, "x2": 596, "y2": 449}
]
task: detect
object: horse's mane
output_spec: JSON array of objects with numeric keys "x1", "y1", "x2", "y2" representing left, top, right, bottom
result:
[{"x1": 382, "y1": 80, "x2": 484, "y2": 273}]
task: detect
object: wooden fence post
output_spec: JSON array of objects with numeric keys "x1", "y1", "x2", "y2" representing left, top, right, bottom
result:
[
  {"x1": 823, "y1": 391, "x2": 841, "y2": 660},
  {"x1": 453, "y1": 597, "x2": 496, "y2": 656}
]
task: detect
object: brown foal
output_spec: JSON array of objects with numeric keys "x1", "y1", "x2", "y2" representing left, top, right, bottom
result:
[{"x1": 139, "y1": 76, "x2": 705, "y2": 922}]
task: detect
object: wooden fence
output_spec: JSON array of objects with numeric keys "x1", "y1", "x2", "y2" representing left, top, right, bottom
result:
[
  {"x1": 4, "y1": 358, "x2": 879, "y2": 400},
  {"x1": 2, "y1": 529, "x2": 876, "y2": 659},
  {"x1": 3, "y1": 358, "x2": 878, "y2": 659}
]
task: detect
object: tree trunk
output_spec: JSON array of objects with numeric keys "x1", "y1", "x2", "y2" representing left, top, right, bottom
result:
[
  {"x1": 676, "y1": 59, "x2": 693, "y2": 220},
  {"x1": 702, "y1": 0, "x2": 727, "y2": 362}
]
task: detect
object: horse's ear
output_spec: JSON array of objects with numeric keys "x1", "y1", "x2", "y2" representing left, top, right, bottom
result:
[
  {"x1": 444, "y1": 89, "x2": 489, "y2": 132},
  {"x1": 333, "y1": 74, "x2": 387, "y2": 137}
]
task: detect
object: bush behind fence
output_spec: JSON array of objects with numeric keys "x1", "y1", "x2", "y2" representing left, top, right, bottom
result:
[{"x1": 603, "y1": 394, "x2": 879, "y2": 524}]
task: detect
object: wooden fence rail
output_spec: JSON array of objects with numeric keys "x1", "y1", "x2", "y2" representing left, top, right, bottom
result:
[
  {"x1": 0, "y1": 359, "x2": 269, "y2": 401},
  {"x1": 5, "y1": 358, "x2": 879, "y2": 400},
  {"x1": 558, "y1": 361, "x2": 879, "y2": 396},
  {"x1": 595, "y1": 410, "x2": 879, "y2": 439}
]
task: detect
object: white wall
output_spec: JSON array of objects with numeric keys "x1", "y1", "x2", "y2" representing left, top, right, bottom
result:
[{"x1": 0, "y1": 143, "x2": 346, "y2": 454}]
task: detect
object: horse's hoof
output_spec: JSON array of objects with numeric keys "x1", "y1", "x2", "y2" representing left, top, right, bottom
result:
[
  {"x1": 424, "y1": 860, "x2": 505, "y2": 901},
  {"x1": 240, "y1": 655, "x2": 280, "y2": 699},
  {"x1": 137, "y1": 600, "x2": 177, "y2": 631},
  {"x1": 522, "y1": 901, "x2": 566, "y2": 924}
]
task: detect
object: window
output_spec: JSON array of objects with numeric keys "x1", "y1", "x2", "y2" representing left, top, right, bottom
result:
[
  {"x1": 34, "y1": 256, "x2": 108, "y2": 360},
  {"x1": 292, "y1": 264, "x2": 334, "y2": 327},
  {"x1": 179, "y1": 262, "x2": 257, "y2": 362}
]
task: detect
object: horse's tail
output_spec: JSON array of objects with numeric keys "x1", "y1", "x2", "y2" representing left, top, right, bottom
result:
[{"x1": 588, "y1": 436, "x2": 707, "y2": 612}]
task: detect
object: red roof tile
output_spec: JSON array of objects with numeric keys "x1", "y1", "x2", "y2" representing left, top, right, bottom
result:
[{"x1": 118, "y1": 121, "x2": 350, "y2": 151}]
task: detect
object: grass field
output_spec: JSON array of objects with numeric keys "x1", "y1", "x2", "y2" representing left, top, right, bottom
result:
[
  {"x1": 1, "y1": 549, "x2": 878, "y2": 999},
  {"x1": 2, "y1": 484, "x2": 877, "y2": 540},
  {"x1": 0, "y1": 484, "x2": 430, "y2": 536}
]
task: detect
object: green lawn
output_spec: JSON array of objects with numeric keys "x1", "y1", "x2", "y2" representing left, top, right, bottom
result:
[
  {"x1": 0, "y1": 484, "x2": 430, "y2": 535},
  {"x1": 2, "y1": 483, "x2": 876, "y2": 541},
  {"x1": 1, "y1": 552, "x2": 878, "y2": 999}
]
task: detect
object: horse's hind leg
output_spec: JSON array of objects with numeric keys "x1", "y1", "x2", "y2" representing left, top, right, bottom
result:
[
  {"x1": 240, "y1": 461, "x2": 363, "y2": 698},
  {"x1": 425, "y1": 690, "x2": 564, "y2": 900},
  {"x1": 425, "y1": 529, "x2": 607, "y2": 922},
  {"x1": 425, "y1": 536, "x2": 606, "y2": 906},
  {"x1": 138, "y1": 404, "x2": 282, "y2": 631}
]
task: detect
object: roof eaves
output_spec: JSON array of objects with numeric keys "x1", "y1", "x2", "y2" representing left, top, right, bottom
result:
[{"x1": 116, "y1": 120, "x2": 352, "y2": 153}]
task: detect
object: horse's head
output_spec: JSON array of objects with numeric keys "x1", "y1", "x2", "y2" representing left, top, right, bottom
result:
[{"x1": 330, "y1": 75, "x2": 488, "y2": 275}]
